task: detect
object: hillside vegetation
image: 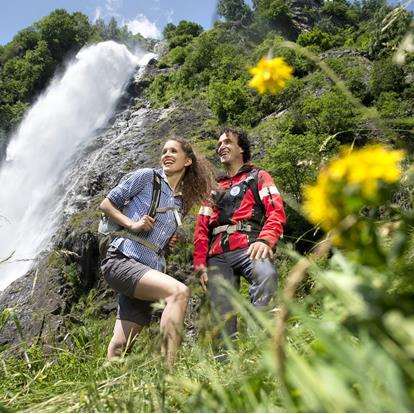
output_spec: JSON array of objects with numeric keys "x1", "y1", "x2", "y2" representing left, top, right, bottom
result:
[{"x1": 1, "y1": 0, "x2": 414, "y2": 412}]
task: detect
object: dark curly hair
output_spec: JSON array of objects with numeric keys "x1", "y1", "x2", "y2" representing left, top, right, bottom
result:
[
  {"x1": 219, "y1": 126, "x2": 251, "y2": 163},
  {"x1": 162, "y1": 136, "x2": 216, "y2": 216}
]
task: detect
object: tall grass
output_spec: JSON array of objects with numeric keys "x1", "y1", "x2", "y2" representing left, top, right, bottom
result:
[{"x1": 1, "y1": 246, "x2": 413, "y2": 412}]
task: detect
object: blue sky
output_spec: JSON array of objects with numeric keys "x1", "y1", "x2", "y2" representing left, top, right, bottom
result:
[
  {"x1": 1, "y1": 0, "x2": 220, "y2": 45},
  {"x1": 1, "y1": 0, "x2": 409, "y2": 46}
]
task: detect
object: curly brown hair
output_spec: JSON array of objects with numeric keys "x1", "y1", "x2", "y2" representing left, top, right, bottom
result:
[{"x1": 163, "y1": 137, "x2": 216, "y2": 216}]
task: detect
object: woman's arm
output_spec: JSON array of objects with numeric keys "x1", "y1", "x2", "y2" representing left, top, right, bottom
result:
[{"x1": 99, "y1": 198, "x2": 155, "y2": 233}]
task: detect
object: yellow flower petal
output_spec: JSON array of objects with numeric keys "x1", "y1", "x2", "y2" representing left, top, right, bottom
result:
[{"x1": 248, "y1": 56, "x2": 293, "y2": 95}]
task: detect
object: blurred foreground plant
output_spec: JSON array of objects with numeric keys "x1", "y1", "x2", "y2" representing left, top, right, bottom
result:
[
  {"x1": 302, "y1": 144, "x2": 407, "y2": 265},
  {"x1": 248, "y1": 56, "x2": 294, "y2": 95}
]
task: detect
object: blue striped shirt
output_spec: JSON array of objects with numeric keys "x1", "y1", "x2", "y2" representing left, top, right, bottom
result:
[{"x1": 107, "y1": 168, "x2": 182, "y2": 271}]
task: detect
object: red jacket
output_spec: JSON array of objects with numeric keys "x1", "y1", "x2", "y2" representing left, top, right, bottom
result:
[{"x1": 193, "y1": 163, "x2": 286, "y2": 271}]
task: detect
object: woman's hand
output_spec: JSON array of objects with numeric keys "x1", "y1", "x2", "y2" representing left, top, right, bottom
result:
[
  {"x1": 168, "y1": 233, "x2": 179, "y2": 249},
  {"x1": 128, "y1": 215, "x2": 155, "y2": 232}
]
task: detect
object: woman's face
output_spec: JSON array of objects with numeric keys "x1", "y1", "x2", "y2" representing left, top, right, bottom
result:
[{"x1": 161, "y1": 140, "x2": 192, "y2": 175}]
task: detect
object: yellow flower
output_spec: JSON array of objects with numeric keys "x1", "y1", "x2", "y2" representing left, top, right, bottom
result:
[
  {"x1": 248, "y1": 56, "x2": 293, "y2": 95},
  {"x1": 303, "y1": 172, "x2": 340, "y2": 232},
  {"x1": 303, "y1": 145, "x2": 405, "y2": 231},
  {"x1": 332, "y1": 145, "x2": 405, "y2": 200}
]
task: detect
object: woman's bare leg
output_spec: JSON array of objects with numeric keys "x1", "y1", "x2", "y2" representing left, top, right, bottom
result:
[
  {"x1": 133, "y1": 270, "x2": 189, "y2": 366},
  {"x1": 107, "y1": 319, "x2": 144, "y2": 360}
]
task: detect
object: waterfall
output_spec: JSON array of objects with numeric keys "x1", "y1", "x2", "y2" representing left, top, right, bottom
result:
[{"x1": 0, "y1": 41, "x2": 153, "y2": 291}]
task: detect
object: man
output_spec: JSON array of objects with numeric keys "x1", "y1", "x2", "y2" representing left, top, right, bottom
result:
[{"x1": 193, "y1": 127, "x2": 286, "y2": 342}]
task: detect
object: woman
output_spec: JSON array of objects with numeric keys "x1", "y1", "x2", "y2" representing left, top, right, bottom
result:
[{"x1": 100, "y1": 137, "x2": 213, "y2": 365}]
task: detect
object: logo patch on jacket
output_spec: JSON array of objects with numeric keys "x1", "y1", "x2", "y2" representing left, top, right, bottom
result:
[{"x1": 230, "y1": 186, "x2": 241, "y2": 196}]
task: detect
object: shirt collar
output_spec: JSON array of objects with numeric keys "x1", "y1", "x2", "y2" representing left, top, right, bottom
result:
[
  {"x1": 216, "y1": 162, "x2": 256, "y2": 181},
  {"x1": 158, "y1": 168, "x2": 183, "y2": 197}
]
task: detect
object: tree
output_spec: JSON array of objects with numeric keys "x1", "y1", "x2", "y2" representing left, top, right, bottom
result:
[
  {"x1": 106, "y1": 17, "x2": 120, "y2": 41},
  {"x1": 252, "y1": 0, "x2": 291, "y2": 25},
  {"x1": 217, "y1": 0, "x2": 253, "y2": 24},
  {"x1": 36, "y1": 9, "x2": 92, "y2": 62},
  {"x1": 162, "y1": 20, "x2": 203, "y2": 41},
  {"x1": 11, "y1": 27, "x2": 41, "y2": 57}
]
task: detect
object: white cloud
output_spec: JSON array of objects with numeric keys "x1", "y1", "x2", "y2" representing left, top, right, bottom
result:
[
  {"x1": 93, "y1": 7, "x2": 102, "y2": 22},
  {"x1": 105, "y1": 0, "x2": 123, "y2": 13},
  {"x1": 166, "y1": 9, "x2": 174, "y2": 23},
  {"x1": 125, "y1": 14, "x2": 162, "y2": 39}
]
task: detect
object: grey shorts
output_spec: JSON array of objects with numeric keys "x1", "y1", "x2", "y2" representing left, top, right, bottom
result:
[{"x1": 101, "y1": 246, "x2": 154, "y2": 326}]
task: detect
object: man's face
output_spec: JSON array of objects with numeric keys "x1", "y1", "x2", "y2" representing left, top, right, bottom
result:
[{"x1": 216, "y1": 132, "x2": 244, "y2": 166}]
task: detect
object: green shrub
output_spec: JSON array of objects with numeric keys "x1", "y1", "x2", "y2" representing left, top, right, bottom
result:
[
  {"x1": 163, "y1": 20, "x2": 203, "y2": 41},
  {"x1": 369, "y1": 58, "x2": 405, "y2": 96},
  {"x1": 375, "y1": 91, "x2": 412, "y2": 118},
  {"x1": 168, "y1": 34, "x2": 194, "y2": 50},
  {"x1": 207, "y1": 79, "x2": 257, "y2": 125},
  {"x1": 297, "y1": 28, "x2": 338, "y2": 51},
  {"x1": 301, "y1": 91, "x2": 358, "y2": 136},
  {"x1": 262, "y1": 130, "x2": 339, "y2": 201}
]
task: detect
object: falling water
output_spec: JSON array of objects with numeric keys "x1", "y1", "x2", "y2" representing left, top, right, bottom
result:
[{"x1": 0, "y1": 41, "x2": 152, "y2": 290}]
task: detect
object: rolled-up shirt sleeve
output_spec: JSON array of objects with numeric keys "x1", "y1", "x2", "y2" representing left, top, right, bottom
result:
[{"x1": 107, "y1": 168, "x2": 152, "y2": 208}]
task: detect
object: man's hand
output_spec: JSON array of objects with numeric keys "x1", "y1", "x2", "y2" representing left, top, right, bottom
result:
[
  {"x1": 247, "y1": 241, "x2": 274, "y2": 260},
  {"x1": 168, "y1": 233, "x2": 179, "y2": 249},
  {"x1": 128, "y1": 215, "x2": 155, "y2": 232},
  {"x1": 198, "y1": 268, "x2": 208, "y2": 291}
]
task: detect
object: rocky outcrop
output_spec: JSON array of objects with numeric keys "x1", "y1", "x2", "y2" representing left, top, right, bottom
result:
[
  {"x1": 0, "y1": 60, "x2": 213, "y2": 349},
  {"x1": 290, "y1": 0, "x2": 323, "y2": 34}
]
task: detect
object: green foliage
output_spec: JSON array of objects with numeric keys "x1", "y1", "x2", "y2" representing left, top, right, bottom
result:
[
  {"x1": 1, "y1": 242, "x2": 414, "y2": 412},
  {"x1": 367, "y1": 6, "x2": 413, "y2": 57},
  {"x1": 0, "y1": 101, "x2": 28, "y2": 131},
  {"x1": 36, "y1": 9, "x2": 92, "y2": 62},
  {"x1": 208, "y1": 78, "x2": 256, "y2": 125},
  {"x1": 163, "y1": 20, "x2": 203, "y2": 40},
  {"x1": 300, "y1": 91, "x2": 358, "y2": 136},
  {"x1": 168, "y1": 34, "x2": 195, "y2": 50},
  {"x1": 252, "y1": 0, "x2": 292, "y2": 26},
  {"x1": 261, "y1": 128, "x2": 339, "y2": 201},
  {"x1": 0, "y1": 40, "x2": 53, "y2": 104},
  {"x1": 168, "y1": 46, "x2": 189, "y2": 65},
  {"x1": 297, "y1": 27, "x2": 357, "y2": 51},
  {"x1": 321, "y1": 0, "x2": 354, "y2": 24},
  {"x1": 369, "y1": 58, "x2": 405, "y2": 96},
  {"x1": 9, "y1": 27, "x2": 41, "y2": 58},
  {"x1": 217, "y1": 0, "x2": 254, "y2": 24},
  {"x1": 323, "y1": 56, "x2": 372, "y2": 101},
  {"x1": 375, "y1": 91, "x2": 412, "y2": 118},
  {"x1": 353, "y1": 0, "x2": 389, "y2": 21},
  {"x1": 0, "y1": 9, "x2": 93, "y2": 134},
  {"x1": 297, "y1": 28, "x2": 339, "y2": 51},
  {"x1": 163, "y1": 20, "x2": 203, "y2": 52}
]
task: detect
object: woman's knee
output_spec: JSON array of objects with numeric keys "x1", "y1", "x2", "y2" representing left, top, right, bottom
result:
[{"x1": 165, "y1": 281, "x2": 189, "y2": 303}]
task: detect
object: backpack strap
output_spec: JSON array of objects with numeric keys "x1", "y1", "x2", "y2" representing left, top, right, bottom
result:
[
  {"x1": 247, "y1": 168, "x2": 263, "y2": 209},
  {"x1": 118, "y1": 169, "x2": 163, "y2": 254},
  {"x1": 148, "y1": 170, "x2": 162, "y2": 217},
  {"x1": 112, "y1": 230, "x2": 164, "y2": 255}
]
